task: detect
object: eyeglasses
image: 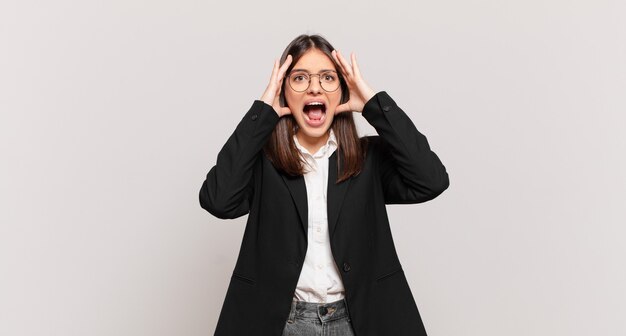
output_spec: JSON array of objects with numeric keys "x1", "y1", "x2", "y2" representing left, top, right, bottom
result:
[{"x1": 285, "y1": 70, "x2": 341, "y2": 92}]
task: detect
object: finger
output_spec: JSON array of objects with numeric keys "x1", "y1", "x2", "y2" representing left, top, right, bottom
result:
[
  {"x1": 279, "y1": 106, "x2": 292, "y2": 116},
  {"x1": 272, "y1": 88, "x2": 291, "y2": 116},
  {"x1": 272, "y1": 58, "x2": 279, "y2": 78},
  {"x1": 275, "y1": 56, "x2": 292, "y2": 90},
  {"x1": 331, "y1": 50, "x2": 341, "y2": 69},
  {"x1": 332, "y1": 50, "x2": 349, "y2": 77},
  {"x1": 272, "y1": 90, "x2": 283, "y2": 111},
  {"x1": 334, "y1": 50, "x2": 348, "y2": 77},
  {"x1": 275, "y1": 76, "x2": 284, "y2": 96},
  {"x1": 336, "y1": 50, "x2": 353, "y2": 77},
  {"x1": 268, "y1": 58, "x2": 280, "y2": 87},
  {"x1": 335, "y1": 101, "x2": 351, "y2": 114},
  {"x1": 351, "y1": 52, "x2": 362, "y2": 79},
  {"x1": 277, "y1": 54, "x2": 292, "y2": 78},
  {"x1": 332, "y1": 49, "x2": 339, "y2": 64}
]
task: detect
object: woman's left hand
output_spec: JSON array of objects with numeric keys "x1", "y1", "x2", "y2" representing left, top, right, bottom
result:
[{"x1": 332, "y1": 50, "x2": 376, "y2": 114}]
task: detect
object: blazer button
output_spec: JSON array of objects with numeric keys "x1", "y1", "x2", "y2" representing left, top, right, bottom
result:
[
  {"x1": 251, "y1": 113, "x2": 258, "y2": 120},
  {"x1": 343, "y1": 262, "x2": 351, "y2": 272},
  {"x1": 382, "y1": 106, "x2": 391, "y2": 112}
]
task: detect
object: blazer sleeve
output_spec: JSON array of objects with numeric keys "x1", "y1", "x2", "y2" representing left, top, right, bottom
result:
[
  {"x1": 361, "y1": 91, "x2": 450, "y2": 204},
  {"x1": 199, "y1": 100, "x2": 280, "y2": 219}
]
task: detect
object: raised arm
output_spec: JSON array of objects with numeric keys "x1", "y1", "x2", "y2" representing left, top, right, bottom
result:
[
  {"x1": 199, "y1": 101, "x2": 280, "y2": 219},
  {"x1": 199, "y1": 55, "x2": 293, "y2": 219},
  {"x1": 362, "y1": 91, "x2": 450, "y2": 204},
  {"x1": 330, "y1": 49, "x2": 449, "y2": 204}
]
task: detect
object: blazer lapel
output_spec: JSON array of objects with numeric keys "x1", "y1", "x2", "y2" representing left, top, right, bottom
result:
[
  {"x1": 281, "y1": 150, "x2": 351, "y2": 239},
  {"x1": 281, "y1": 174, "x2": 308, "y2": 235},
  {"x1": 327, "y1": 150, "x2": 351, "y2": 240}
]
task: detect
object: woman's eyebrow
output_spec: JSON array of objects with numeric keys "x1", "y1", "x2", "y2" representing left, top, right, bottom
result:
[{"x1": 291, "y1": 68, "x2": 336, "y2": 72}]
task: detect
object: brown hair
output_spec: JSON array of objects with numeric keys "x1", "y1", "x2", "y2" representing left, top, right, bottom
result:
[{"x1": 263, "y1": 34, "x2": 367, "y2": 183}]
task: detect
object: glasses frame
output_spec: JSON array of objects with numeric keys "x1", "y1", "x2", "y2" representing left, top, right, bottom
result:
[{"x1": 284, "y1": 70, "x2": 342, "y2": 93}]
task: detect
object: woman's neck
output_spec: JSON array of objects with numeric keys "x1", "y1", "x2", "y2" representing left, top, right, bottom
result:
[{"x1": 296, "y1": 130, "x2": 330, "y2": 155}]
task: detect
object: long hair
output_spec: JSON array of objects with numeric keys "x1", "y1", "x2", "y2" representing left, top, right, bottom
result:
[{"x1": 263, "y1": 34, "x2": 367, "y2": 183}]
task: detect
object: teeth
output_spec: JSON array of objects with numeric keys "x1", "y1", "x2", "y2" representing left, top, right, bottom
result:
[{"x1": 307, "y1": 102, "x2": 324, "y2": 106}]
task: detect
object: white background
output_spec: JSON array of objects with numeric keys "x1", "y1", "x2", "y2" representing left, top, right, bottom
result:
[{"x1": 1, "y1": 0, "x2": 624, "y2": 335}]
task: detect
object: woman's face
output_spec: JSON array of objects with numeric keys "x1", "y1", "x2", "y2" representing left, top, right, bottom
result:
[{"x1": 284, "y1": 48, "x2": 342, "y2": 139}]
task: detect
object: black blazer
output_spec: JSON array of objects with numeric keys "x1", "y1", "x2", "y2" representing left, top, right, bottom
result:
[{"x1": 199, "y1": 91, "x2": 450, "y2": 335}]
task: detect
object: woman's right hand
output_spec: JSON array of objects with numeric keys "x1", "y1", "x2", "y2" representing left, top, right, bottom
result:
[{"x1": 260, "y1": 55, "x2": 293, "y2": 117}]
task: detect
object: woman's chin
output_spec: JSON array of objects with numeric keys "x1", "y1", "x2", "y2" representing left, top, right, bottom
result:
[
  {"x1": 299, "y1": 126, "x2": 328, "y2": 137},
  {"x1": 297, "y1": 121, "x2": 332, "y2": 138}
]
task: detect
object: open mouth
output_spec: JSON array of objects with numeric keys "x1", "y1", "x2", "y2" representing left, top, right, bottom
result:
[{"x1": 303, "y1": 103, "x2": 326, "y2": 123}]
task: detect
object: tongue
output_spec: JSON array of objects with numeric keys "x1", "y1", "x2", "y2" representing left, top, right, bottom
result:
[{"x1": 307, "y1": 106, "x2": 324, "y2": 120}]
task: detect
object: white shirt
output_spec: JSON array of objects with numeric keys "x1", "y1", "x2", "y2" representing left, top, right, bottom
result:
[{"x1": 292, "y1": 128, "x2": 346, "y2": 303}]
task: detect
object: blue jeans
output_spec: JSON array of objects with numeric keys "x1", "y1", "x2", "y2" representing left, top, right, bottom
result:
[{"x1": 282, "y1": 298, "x2": 356, "y2": 336}]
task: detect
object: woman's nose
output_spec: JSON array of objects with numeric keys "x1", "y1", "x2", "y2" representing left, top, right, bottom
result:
[{"x1": 308, "y1": 79, "x2": 322, "y2": 93}]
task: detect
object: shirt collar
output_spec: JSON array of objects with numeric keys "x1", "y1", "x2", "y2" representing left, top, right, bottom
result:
[{"x1": 293, "y1": 128, "x2": 337, "y2": 159}]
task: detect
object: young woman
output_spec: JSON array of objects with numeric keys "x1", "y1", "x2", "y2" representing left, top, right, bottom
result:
[{"x1": 199, "y1": 34, "x2": 450, "y2": 336}]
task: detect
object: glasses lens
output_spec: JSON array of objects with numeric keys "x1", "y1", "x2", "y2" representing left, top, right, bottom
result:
[
  {"x1": 289, "y1": 72, "x2": 310, "y2": 92},
  {"x1": 320, "y1": 71, "x2": 339, "y2": 92}
]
